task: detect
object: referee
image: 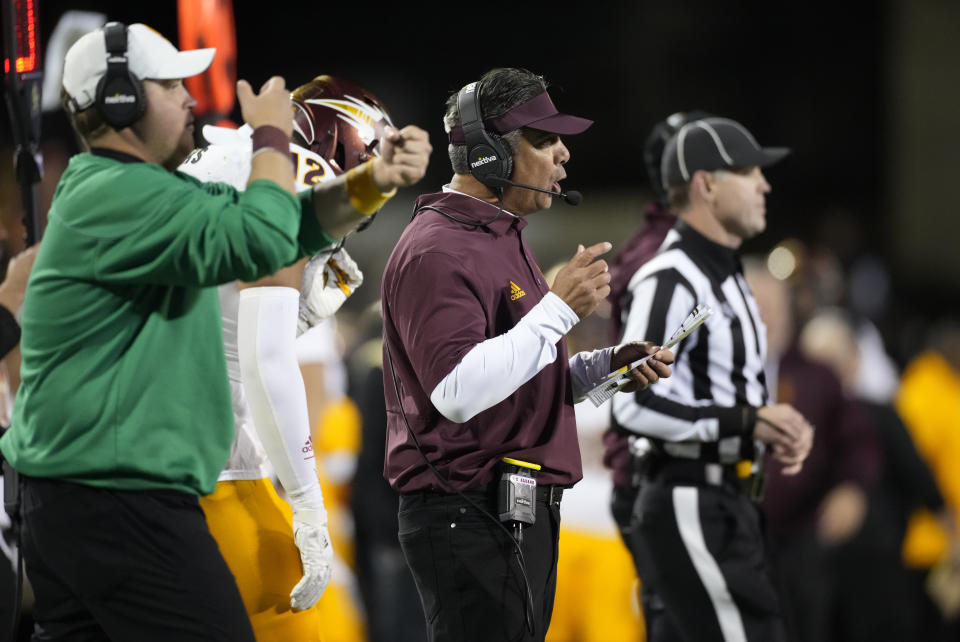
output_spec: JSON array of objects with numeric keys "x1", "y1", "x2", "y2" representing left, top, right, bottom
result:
[{"x1": 612, "y1": 116, "x2": 814, "y2": 642}]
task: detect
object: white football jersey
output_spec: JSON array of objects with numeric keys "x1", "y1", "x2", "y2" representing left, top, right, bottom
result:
[
  {"x1": 178, "y1": 125, "x2": 340, "y2": 480},
  {"x1": 180, "y1": 124, "x2": 341, "y2": 191}
]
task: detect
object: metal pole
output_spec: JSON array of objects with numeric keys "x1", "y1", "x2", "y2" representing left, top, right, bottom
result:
[{"x1": 3, "y1": 0, "x2": 44, "y2": 246}]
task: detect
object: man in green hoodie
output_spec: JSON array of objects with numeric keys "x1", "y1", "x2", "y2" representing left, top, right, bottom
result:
[{"x1": 0, "y1": 21, "x2": 429, "y2": 641}]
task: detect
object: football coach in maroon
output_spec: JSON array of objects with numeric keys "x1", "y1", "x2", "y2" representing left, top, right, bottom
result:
[{"x1": 380, "y1": 67, "x2": 673, "y2": 642}]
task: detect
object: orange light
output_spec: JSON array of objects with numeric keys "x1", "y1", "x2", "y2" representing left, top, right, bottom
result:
[
  {"x1": 5, "y1": 0, "x2": 39, "y2": 75},
  {"x1": 178, "y1": 0, "x2": 236, "y2": 117}
]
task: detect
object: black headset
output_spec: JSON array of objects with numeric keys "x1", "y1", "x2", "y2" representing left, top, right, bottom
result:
[
  {"x1": 95, "y1": 22, "x2": 146, "y2": 129},
  {"x1": 457, "y1": 80, "x2": 513, "y2": 189}
]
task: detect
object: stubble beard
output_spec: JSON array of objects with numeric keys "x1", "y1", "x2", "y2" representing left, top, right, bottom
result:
[{"x1": 162, "y1": 129, "x2": 196, "y2": 171}]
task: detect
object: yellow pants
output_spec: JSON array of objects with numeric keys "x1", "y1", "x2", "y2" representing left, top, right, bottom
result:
[
  {"x1": 546, "y1": 527, "x2": 645, "y2": 642},
  {"x1": 201, "y1": 478, "x2": 364, "y2": 642},
  {"x1": 201, "y1": 479, "x2": 322, "y2": 640}
]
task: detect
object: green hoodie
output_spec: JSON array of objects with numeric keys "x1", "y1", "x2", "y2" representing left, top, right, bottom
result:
[{"x1": 0, "y1": 151, "x2": 333, "y2": 495}]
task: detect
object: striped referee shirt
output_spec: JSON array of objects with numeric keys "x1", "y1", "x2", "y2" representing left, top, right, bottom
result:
[{"x1": 612, "y1": 220, "x2": 767, "y2": 464}]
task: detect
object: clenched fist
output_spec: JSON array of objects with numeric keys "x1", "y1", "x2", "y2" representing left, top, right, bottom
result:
[{"x1": 370, "y1": 125, "x2": 432, "y2": 190}]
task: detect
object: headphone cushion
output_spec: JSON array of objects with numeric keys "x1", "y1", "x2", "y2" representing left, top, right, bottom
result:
[
  {"x1": 467, "y1": 130, "x2": 513, "y2": 185},
  {"x1": 488, "y1": 131, "x2": 513, "y2": 180},
  {"x1": 458, "y1": 80, "x2": 514, "y2": 187},
  {"x1": 96, "y1": 70, "x2": 145, "y2": 129}
]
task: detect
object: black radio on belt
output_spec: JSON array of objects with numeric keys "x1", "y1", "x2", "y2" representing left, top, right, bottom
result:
[{"x1": 497, "y1": 457, "x2": 539, "y2": 536}]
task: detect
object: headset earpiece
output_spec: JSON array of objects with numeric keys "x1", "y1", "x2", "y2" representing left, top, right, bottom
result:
[
  {"x1": 457, "y1": 81, "x2": 513, "y2": 190},
  {"x1": 487, "y1": 131, "x2": 513, "y2": 181},
  {"x1": 95, "y1": 22, "x2": 146, "y2": 130}
]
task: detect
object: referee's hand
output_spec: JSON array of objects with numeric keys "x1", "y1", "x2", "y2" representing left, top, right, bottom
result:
[
  {"x1": 754, "y1": 404, "x2": 814, "y2": 475},
  {"x1": 551, "y1": 242, "x2": 612, "y2": 319}
]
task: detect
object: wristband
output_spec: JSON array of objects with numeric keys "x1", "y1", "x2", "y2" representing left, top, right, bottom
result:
[
  {"x1": 345, "y1": 159, "x2": 397, "y2": 215},
  {"x1": 743, "y1": 406, "x2": 758, "y2": 434},
  {"x1": 251, "y1": 125, "x2": 292, "y2": 162}
]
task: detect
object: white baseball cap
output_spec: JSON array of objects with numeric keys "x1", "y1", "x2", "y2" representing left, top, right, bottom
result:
[{"x1": 62, "y1": 22, "x2": 215, "y2": 112}]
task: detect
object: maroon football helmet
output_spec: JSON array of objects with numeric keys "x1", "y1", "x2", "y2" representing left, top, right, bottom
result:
[{"x1": 291, "y1": 75, "x2": 394, "y2": 175}]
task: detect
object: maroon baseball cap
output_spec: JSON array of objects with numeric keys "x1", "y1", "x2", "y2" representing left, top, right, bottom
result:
[{"x1": 448, "y1": 90, "x2": 593, "y2": 144}]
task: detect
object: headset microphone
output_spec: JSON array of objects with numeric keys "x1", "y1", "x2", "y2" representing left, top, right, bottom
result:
[{"x1": 485, "y1": 176, "x2": 582, "y2": 206}]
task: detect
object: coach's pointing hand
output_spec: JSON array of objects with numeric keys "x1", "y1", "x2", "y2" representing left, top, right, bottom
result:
[{"x1": 551, "y1": 242, "x2": 613, "y2": 319}]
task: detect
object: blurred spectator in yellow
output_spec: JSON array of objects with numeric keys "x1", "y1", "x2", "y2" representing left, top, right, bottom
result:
[
  {"x1": 896, "y1": 320, "x2": 960, "y2": 640},
  {"x1": 547, "y1": 397, "x2": 645, "y2": 642}
]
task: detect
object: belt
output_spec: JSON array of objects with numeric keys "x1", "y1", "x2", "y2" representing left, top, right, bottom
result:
[
  {"x1": 536, "y1": 485, "x2": 564, "y2": 505},
  {"x1": 642, "y1": 458, "x2": 740, "y2": 488},
  {"x1": 405, "y1": 484, "x2": 564, "y2": 506}
]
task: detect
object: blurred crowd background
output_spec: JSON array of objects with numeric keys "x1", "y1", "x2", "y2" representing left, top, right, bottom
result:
[
  {"x1": 3, "y1": 1, "x2": 960, "y2": 640},
  {"x1": 4, "y1": 0, "x2": 960, "y2": 360}
]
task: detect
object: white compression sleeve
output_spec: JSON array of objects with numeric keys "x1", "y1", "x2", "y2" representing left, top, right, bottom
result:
[
  {"x1": 429, "y1": 292, "x2": 579, "y2": 423},
  {"x1": 238, "y1": 286, "x2": 326, "y2": 511}
]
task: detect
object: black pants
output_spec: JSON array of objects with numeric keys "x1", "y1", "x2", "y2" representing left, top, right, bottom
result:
[
  {"x1": 398, "y1": 489, "x2": 561, "y2": 642},
  {"x1": 632, "y1": 477, "x2": 786, "y2": 642},
  {"x1": 20, "y1": 476, "x2": 254, "y2": 641}
]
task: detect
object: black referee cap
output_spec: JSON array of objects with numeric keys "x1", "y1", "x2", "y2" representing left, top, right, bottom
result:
[{"x1": 660, "y1": 117, "x2": 790, "y2": 190}]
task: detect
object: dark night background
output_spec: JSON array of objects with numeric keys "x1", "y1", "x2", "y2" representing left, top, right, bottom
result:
[{"x1": 2, "y1": 0, "x2": 959, "y2": 364}]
